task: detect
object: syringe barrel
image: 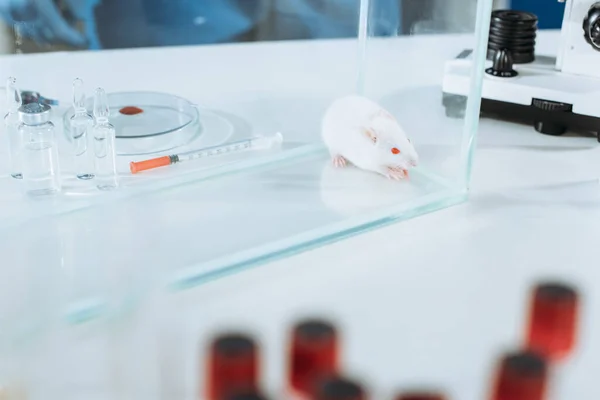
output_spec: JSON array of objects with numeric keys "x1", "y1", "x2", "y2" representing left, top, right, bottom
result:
[
  {"x1": 250, "y1": 132, "x2": 283, "y2": 150},
  {"x1": 130, "y1": 155, "x2": 174, "y2": 174}
]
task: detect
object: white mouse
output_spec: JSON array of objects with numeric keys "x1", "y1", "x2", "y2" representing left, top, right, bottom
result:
[{"x1": 321, "y1": 95, "x2": 419, "y2": 180}]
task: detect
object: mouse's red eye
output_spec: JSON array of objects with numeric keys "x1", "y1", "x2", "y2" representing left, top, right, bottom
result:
[{"x1": 391, "y1": 147, "x2": 401, "y2": 155}]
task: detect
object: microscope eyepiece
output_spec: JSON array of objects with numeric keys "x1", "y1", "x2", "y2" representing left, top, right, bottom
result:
[{"x1": 487, "y1": 10, "x2": 538, "y2": 64}]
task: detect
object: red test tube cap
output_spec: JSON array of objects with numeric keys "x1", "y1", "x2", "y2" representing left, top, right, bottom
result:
[
  {"x1": 206, "y1": 333, "x2": 259, "y2": 400},
  {"x1": 289, "y1": 319, "x2": 339, "y2": 395},
  {"x1": 491, "y1": 351, "x2": 548, "y2": 400},
  {"x1": 526, "y1": 282, "x2": 579, "y2": 361},
  {"x1": 225, "y1": 392, "x2": 270, "y2": 400},
  {"x1": 314, "y1": 377, "x2": 366, "y2": 400}
]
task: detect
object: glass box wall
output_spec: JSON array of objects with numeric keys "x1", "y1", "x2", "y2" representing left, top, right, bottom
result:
[
  {"x1": 0, "y1": 1, "x2": 491, "y2": 298},
  {"x1": 0, "y1": 1, "x2": 493, "y2": 396}
]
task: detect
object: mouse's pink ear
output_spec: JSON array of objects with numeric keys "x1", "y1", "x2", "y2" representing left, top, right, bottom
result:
[{"x1": 363, "y1": 127, "x2": 377, "y2": 143}]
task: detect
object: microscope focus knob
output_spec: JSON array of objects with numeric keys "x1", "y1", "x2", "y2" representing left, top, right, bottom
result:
[
  {"x1": 583, "y1": 3, "x2": 600, "y2": 51},
  {"x1": 531, "y1": 99, "x2": 571, "y2": 112},
  {"x1": 485, "y1": 48, "x2": 518, "y2": 78},
  {"x1": 531, "y1": 99, "x2": 573, "y2": 136}
]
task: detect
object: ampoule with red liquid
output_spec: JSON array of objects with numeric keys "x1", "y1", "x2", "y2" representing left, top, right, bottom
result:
[
  {"x1": 286, "y1": 319, "x2": 339, "y2": 399},
  {"x1": 489, "y1": 350, "x2": 548, "y2": 400},
  {"x1": 204, "y1": 333, "x2": 260, "y2": 400}
]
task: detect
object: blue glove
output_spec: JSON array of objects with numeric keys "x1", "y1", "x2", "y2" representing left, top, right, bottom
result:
[
  {"x1": 61, "y1": 0, "x2": 101, "y2": 49},
  {"x1": 0, "y1": 0, "x2": 87, "y2": 47},
  {"x1": 141, "y1": 0, "x2": 258, "y2": 45},
  {"x1": 62, "y1": 0, "x2": 99, "y2": 20}
]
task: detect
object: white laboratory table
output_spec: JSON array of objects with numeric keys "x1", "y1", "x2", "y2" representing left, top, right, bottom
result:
[{"x1": 4, "y1": 30, "x2": 600, "y2": 399}]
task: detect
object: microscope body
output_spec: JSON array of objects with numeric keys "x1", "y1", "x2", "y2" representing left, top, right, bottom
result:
[
  {"x1": 557, "y1": 0, "x2": 600, "y2": 78},
  {"x1": 442, "y1": 0, "x2": 600, "y2": 140}
]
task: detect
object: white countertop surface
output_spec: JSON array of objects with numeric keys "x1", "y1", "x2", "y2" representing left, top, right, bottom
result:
[{"x1": 5, "y1": 30, "x2": 600, "y2": 399}]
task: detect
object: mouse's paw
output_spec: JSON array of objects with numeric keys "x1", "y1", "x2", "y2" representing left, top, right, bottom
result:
[
  {"x1": 384, "y1": 166, "x2": 409, "y2": 180},
  {"x1": 331, "y1": 154, "x2": 348, "y2": 168}
]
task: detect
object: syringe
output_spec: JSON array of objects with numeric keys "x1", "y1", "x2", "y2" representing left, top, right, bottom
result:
[{"x1": 129, "y1": 132, "x2": 283, "y2": 174}]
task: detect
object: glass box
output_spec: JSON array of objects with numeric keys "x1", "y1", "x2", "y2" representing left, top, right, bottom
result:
[
  {"x1": 0, "y1": 0, "x2": 496, "y2": 397},
  {"x1": 0, "y1": 0, "x2": 492, "y2": 348}
]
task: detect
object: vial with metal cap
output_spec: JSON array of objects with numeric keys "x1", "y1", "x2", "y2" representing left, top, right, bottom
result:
[
  {"x1": 17, "y1": 102, "x2": 61, "y2": 196},
  {"x1": 70, "y1": 78, "x2": 95, "y2": 180},
  {"x1": 92, "y1": 87, "x2": 118, "y2": 190},
  {"x1": 4, "y1": 77, "x2": 23, "y2": 179}
]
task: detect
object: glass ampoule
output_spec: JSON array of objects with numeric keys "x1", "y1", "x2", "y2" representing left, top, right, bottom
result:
[
  {"x1": 92, "y1": 88, "x2": 118, "y2": 190},
  {"x1": 4, "y1": 77, "x2": 23, "y2": 179},
  {"x1": 18, "y1": 103, "x2": 61, "y2": 196},
  {"x1": 70, "y1": 78, "x2": 95, "y2": 180}
]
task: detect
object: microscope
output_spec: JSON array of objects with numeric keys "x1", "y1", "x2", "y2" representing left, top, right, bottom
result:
[{"x1": 442, "y1": 0, "x2": 600, "y2": 141}]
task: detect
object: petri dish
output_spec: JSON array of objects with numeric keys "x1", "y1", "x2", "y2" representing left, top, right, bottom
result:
[{"x1": 63, "y1": 91, "x2": 202, "y2": 156}]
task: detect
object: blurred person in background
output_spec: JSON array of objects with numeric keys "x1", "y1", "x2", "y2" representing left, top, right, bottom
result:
[
  {"x1": 263, "y1": 0, "x2": 400, "y2": 40},
  {"x1": 0, "y1": 0, "x2": 402, "y2": 51}
]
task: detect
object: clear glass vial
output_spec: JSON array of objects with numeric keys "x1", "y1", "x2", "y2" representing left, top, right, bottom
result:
[
  {"x1": 18, "y1": 103, "x2": 61, "y2": 196},
  {"x1": 92, "y1": 88, "x2": 119, "y2": 190},
  {"x1": 70, "y1": 78, "x2": 95, "y2": 180},
  {"x1": 4, "y1": 77, "x2": 23, "y2": 179}
]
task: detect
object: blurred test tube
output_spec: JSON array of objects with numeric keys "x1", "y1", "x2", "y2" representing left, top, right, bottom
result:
[
  {"x1": 312, "y1": 376, "x2": 367, "y2": 400},
  {"x1": 489, "y1": 351, "x2": 548, "y2": 400},
  {"x1": 205, "y1": 333, "x2": 260, "y2": 400},
  {"x1": 525, "y1": 281, "x2": 580, "y2": 362},
  {"x1": 288, "y1": 319, "x2": 339, "y2": 399}
]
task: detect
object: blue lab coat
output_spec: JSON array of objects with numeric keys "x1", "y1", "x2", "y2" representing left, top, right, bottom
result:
[
  {"x1": 95, "y1": 0, "x2": 402, "y2": 49},
  {"x1": 93, "y1": 0, "x2": 265, "y2": 48},
  {"x1": 270, "y1": 0, "x2": 401, "y2": 38},
  {"x1": 0, "y1": 0, "x2": 403, "y2": 49}
]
